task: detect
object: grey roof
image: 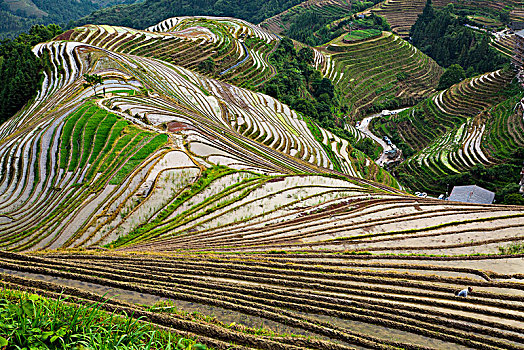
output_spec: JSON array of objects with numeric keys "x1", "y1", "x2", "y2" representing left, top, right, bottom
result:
[
  {"x1": 517, "y1": 29, "x2": 524, "y2": 39},
  {"x1": 448, "y1": 185, "x2": 495, "y2": 204}
]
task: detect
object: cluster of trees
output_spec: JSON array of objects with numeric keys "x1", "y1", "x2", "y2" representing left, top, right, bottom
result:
[
  {"x1": 0, "y1": 24, "x2": 62, "y2": 125},
  {"x1": 74, "y1": 0, "x2": 304, "y2": 29},
  {"x1": 261, "y1": 38, "x2": 338, "y2": 130},
  {"x1": 410, "y1": 0, "x2": 508, "y2": 78},
  {"x1": 437, "y1": 64, "x2": 466, "y2": 90}
]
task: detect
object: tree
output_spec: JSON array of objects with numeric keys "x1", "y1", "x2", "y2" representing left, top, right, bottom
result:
[
  {"x1": 297, "y1": 47, "x2": 314, "y2": 64},
  {"x1": 198, "y1": 57, "x2": 215, "y2": 73},
  {"x1": 0, "y1": 24, "x2": 63, "y2": 125},
  {"x1": 291, "y1": 98, "x2": 318, "y2": 119},
  {"x1": 410, "y1": 1, "x2": 507, "y2": 76},
  {"x1": 503, "y1": 193, "x2": 524, "y2": 205},
  {"x1": 83, "y1": 73, "x2": 103, "y2": 95},
  {"x1": 437, "y1": 64, "x2": 466, "y2": 90}
]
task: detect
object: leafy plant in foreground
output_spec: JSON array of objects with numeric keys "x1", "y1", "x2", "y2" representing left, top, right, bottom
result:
[{"x1": 0, "y1": 288, "x2": 209, "y2": 350}]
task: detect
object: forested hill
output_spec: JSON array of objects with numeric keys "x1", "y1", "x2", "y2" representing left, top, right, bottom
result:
[
  {"x1": 73, "y1": 0, "x2": 305, "y2": 29},
  {"x1": 0, "y1": 0, "x2": 139, "y2": 38},
  {"x1": 410, "y1": 0, "x2": 508, "y2": 77}
]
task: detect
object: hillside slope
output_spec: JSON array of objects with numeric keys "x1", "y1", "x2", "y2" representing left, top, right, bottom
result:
[
  {"x1": 0, "y1": 19, "x2": 403, "y2": 251},
  {"x1": 372, "y1": 69, "x2": 524, "y2": 194},
  {"x1": 0, "y1": 0, "x2": 137, "y2": 38},
  {"x1": 58, "y1": 17, "x2": 279, "y2": 89},
  {"x1": 321, "y1": 31, "x2": 443, "y2": 118}
]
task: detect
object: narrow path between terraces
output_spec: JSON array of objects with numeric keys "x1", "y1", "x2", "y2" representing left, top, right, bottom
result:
[{"x1": 357, "y1": 108, "x2": 408, "y2": 166}]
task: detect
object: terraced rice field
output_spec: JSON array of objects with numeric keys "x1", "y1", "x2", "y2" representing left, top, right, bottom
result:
[
  {"x1": 57, "y1": 17, "x2": 279, "y2": 88},
  {"x1": 322, "y1": 31, "x2": 443, "y2": 117},
  {"x1": 0, "y1": 18, "x2": 404, "y2": 251},
  {"x1": 1, "y1": 15, "x2": 523, "y2": 350},
  {"x1": 259, "y1": 0, "x2": 352, "y2": 34},
  {"x1": 374, "y1": 69, "x2": 521, "y2": 192},
  {"x1": 491, "y1": 33, "x2": 516, "y2": 57}
]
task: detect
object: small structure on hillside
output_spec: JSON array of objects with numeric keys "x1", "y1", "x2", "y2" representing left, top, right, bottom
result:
[{"x1": 447, "y1": 185, "x2": 495, "y2": 204}]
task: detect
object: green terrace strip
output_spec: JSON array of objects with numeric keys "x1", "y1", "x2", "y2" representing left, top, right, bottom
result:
[
  {"x1": 342, "y1": 29, "x2": 382, "y2": 42},
  {"x1": 110, "y1": 134, "x2": 169, "y2": 185},
  {"x1": 0, "y1": 287, "x2": 209, "y2": 350}
]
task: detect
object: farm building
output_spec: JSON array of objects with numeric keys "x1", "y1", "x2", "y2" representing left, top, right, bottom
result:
[
  {"x1": 448, "y1": 185, "x2": 495, "y2": 204},
  {"x1": 513, "y1": 29, "x2": 524, "y2": 70}
]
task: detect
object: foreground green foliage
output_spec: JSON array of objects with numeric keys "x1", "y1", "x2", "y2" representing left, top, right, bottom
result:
[
  {"x1": 498, "y1": 241, "x2": 524, "y2": 255},
  {"x1": 0, "y1": 288, "x2": 208, "y2": 349},
  {"x1": 0, "y1": 24, "x2": 62, "y2": 124}
]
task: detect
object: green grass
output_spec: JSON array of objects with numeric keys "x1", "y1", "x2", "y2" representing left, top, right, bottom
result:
[
  {"x1": 79, "y1": 110, "x2": 108, "y2": 169},
  {"x1": 68, "y1": 107, "x2": 97, "y2": 171},
  {"x1": 0, "y1": 287, "x2": 209, "y2": 350},
  {"x1": 89, "y1": 114, "x2": 118, "y2": 164},
  {"x1": 498, "y1": 241, "x2": 524, "y2": 255}
]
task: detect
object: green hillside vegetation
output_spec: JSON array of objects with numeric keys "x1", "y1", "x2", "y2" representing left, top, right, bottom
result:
[
  {"x1": 0, "y1": 0, "x2": 142, "y2": 38},
  {"x1": 410, "y1": 0, "x2": 509, "y2": 77},
  {"x1": 0, "y1": 0, "x2": 94, "y2": 39},
  {"x1": 262, "y1": 38, "x2": 338, "y2": 129},
  {"x1": 0, "y1": 24, "x2": 62, "y2": 124},
  {"x1": 74, "y1": 0, "x2": 305, "y2": 29}
]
